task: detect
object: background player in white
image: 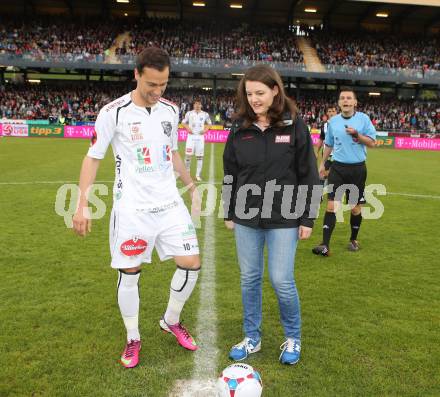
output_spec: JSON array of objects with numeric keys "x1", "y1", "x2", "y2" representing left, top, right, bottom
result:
[
  {"x1": 72, "y1": 47, "x2": 201, "y2": 368},
  {"x1": 182, "y1": 99, "x2": 212, "y2": 181}
]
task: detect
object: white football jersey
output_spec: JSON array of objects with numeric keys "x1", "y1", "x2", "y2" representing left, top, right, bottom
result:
[
  {"x1": 182, "y1": 110, "x2": 212, "y2": 135},
  {"x1": 87, "y1": 93, "x2": 182, "y2": 211}
]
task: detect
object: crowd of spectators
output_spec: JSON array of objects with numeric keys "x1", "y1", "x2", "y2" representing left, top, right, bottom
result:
[
  {"x1": 117, "y1": 19, "x2": 303, "y2": 64},
  {"x1": 165, "y1": 87, "x2": 235, "y2": 121},
  {"x1": 0, "y1": 83, "x2": 115, "y2": 122},
  {"x1": 1, "y1": 83, "x2": 439, "y2": 133},
  {"x1": 296, "y1": 92, "x2": 440, "y2": 134},
  {"x1": 1, "y1": 16, "x2": 439, "y2": 75},
  {"x1": 311, "y1": 30, "x2": 440, "y2": 72},
  {"x1": 0, "y1": 17, "x2": 119, "y2": 62}
]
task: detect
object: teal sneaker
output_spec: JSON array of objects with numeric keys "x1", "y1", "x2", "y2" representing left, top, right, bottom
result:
[
  {"x1": 279, "y1": 338, "x2": 301, "y2": 365},
  {"x1": 229, "y1": 337, "x2": 261, "y2": 361}
]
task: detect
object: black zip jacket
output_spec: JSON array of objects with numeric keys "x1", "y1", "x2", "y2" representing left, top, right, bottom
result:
[{"x1": 222, "y1": 114, "x2": 320, "y2": 229}]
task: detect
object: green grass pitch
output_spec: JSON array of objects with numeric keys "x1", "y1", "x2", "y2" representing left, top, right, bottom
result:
[{"x1": 0, "y1": 137, "x2": 439, "y2": 396}]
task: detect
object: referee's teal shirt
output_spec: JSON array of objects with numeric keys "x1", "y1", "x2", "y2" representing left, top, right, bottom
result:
[{"x1": 325, "y1": 112, "x2": 376, "y2": 164}]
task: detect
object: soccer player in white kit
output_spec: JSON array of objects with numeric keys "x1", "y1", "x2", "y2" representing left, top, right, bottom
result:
[
  {"x1": 182, "y1": 100, "x2": 212, "y2": 181},
  {"x1": 72, "y1": 47, "x2": 201, "y2": 368}
]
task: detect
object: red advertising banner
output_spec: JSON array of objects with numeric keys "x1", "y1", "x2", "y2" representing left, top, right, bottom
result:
[
  {"x1": 64, "y1": 125, "x2": 95, "y2": 139},
  {"x1": 394, "y1": 137, "x2": 440, "y2": 151},
  {"x1": 1, "y1": 123, "x2": 29, "y2": 137}
]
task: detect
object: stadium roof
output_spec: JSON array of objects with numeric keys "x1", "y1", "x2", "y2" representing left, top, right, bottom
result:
[{"x1": 1, "y1": 0, "x2": 440, "y2": 32}]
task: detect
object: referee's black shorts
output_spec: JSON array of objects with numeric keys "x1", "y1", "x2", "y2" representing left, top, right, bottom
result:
[{"x1": 327, "y1": 161, "x2": 367, "y2": 205}]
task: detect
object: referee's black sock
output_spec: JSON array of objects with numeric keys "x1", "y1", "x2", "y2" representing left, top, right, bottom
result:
[
  {"x1": 350, "y1": 213, "x2": 362, "y2": 241},
  {"x1": 322, "y1": 211, "x2": 336, "y2": 247}
]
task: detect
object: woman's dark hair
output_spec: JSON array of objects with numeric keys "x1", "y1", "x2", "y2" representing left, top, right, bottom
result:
[
  {"x1": 235, "y1": 64, "x2": 298, "y2": 128},
  {"x1": 135, "y1": 47, "x2": 170, "y2": 74}
]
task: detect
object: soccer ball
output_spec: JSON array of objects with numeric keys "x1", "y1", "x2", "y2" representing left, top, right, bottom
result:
[{"x1": 217, "y1": 363, "x2": 263, "y2": 397}]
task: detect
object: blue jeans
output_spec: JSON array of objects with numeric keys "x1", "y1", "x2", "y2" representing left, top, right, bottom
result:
[{"x1": 234, "y1": 223, "x2": 301, "y2": 340}]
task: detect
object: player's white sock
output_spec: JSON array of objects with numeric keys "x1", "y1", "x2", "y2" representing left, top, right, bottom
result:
[
  {"x1": 185, "y1": 156, "x2": 191, "y2": 171},
  {"x1": 117, "y1": 269, "x2": 141, "y2": 341},
  {"x1": 196, "y1": 158, "x2": 203, "y2": 177},
  {"x1": 164, "y1": 266, "x2": 200, "y2": 325}
]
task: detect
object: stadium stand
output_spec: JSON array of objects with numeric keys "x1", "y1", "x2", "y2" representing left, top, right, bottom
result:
[
  {"x1": 2, "y1": 17, "x2": 440, "y2": 73},
  {"x1": 121, "y1": 19, "x2": 304, "y2": 63},
  {"x1": 1, "y1": 83, "x2": 438, "y2": 133},
  {"x1": 0, "y1": 17, "x2": 119, "y2": 62},
  {"x1": 311, "y1": 30, "x2": 440, "y2": 71}
]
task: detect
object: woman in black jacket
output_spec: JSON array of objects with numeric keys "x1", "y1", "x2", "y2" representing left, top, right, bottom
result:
[{"x1": 223, "y1": 64, "x2": 319, "y2": 365}]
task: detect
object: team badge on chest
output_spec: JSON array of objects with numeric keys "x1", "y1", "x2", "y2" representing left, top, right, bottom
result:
[{"x1": 161, "y1": 121, "x2": 172, "y2": 137}]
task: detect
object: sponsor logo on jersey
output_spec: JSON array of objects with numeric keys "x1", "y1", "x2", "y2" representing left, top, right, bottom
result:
[
  {"x1": 275, "y1": 135, "x2": 290, "y2": 143},
  {"x1": 115, "y1": 155, "x2": 122, "y2": 178},
  {"x1": 161, "y1": 121, "x2": 172, "y2": 137},
  {"x1": 129, "y1": 122, "x2": 143, "y2": 141},
  {"x1": 137, "y1": 146, "x2": 152, "y2": 165},
  {"x1": 182, "y1": 224, "x2": 197, "y2": 240},
  {"x1": 105, "y1": 98, "x2": 127, "y2": 112},
  {"x1": 145, "y1": 200, "x2": 179, "y2": 213},
  {"x1": 120, "y1": 237, "x2": 147, "y2": 256},
  {"x1": 162, "y1": 145, "x2": 171, "y2": 162}
]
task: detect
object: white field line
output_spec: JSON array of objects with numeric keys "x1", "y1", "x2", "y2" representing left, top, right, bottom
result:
[
  {"x1": 169, "y1": 144, "x2": 219, "y2": 397},
  {"x1": 385, "y1": 192, "x2": 440, "y2": 199}
]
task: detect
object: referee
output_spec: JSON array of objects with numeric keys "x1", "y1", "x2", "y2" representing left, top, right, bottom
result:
[{"x1": 312, "y1": 89, "x2": 376, "y2": 256}]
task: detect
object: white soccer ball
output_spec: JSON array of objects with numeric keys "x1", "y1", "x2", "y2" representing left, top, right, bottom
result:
[{"x1": 217, "y1": 363, "x2": 263, "y2": 397}]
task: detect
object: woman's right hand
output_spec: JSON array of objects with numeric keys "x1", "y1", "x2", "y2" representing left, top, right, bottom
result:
[
  {"x1": 224, "y1": 220, "x2": 235, "y2": 230},
  {"x1": 318, "y1": 162, "x2": 326, "y2": 179}
]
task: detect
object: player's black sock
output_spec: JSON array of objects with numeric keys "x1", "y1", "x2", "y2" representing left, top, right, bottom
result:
[
  {"x1": 350, "y1": 213, "x2": 362, "y2": 241},
  {"x1": 322, "y1": 211, "x2": 336, "y2": 247}
]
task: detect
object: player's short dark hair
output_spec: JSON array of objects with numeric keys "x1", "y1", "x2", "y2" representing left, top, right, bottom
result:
[
  {"x1": 136, "y1": 47, "x2": 170, "y2": 74},
  {"x1": 338, "y1": 88, "x2": 357, "y2": 99}
]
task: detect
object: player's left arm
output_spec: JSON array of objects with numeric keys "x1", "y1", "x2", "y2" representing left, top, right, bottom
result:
[
  {"x1": 203, "y1": 113, "x2": 212, "y2": 134},
  {"x1": 171, "y1": 109, "x2": 196, "y2": 193},
  {"x1": 172, "y1": 151, "x2": 200, "y2": 218},
  {"x1": 172, "y1": 151, "x2": 195, "y2": 190}
]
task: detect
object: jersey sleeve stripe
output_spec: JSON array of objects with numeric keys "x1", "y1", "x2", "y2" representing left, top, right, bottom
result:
[
  {"x1": 159, "y1": 99, "x2": 177, "y2": 113},
  {"x1": 116, "y1": 100, "x2": 132, "y2": 125}
]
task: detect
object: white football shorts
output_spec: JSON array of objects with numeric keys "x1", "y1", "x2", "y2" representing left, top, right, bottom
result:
[
  {"x1": 185, "y1": 134, "x2": 205, "y2": 157},
  {"x1": 109, "y1": 202, "x2": 199, "y2": 269}
]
